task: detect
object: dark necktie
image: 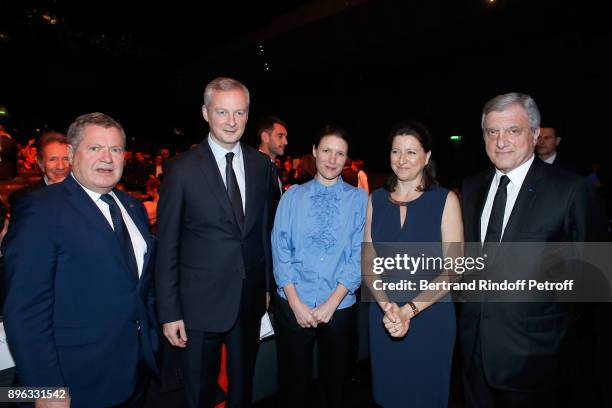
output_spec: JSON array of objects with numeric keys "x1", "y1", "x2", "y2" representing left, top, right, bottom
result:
[
  {"x1": 225, "y1": 152, "x2": 244, "y2": 230},
  {"x1": 484, "y1": 175, "x2": 510, "y2": 244},
  {"x1": 270, "y1": 163, "x2": 282, "y2": 209},
  {"x1": 100, "y1": 193, "x2": 139, "y2": 279},
  {"x1": 271, "y1": 163, "x2": 282, "y2": 194}
]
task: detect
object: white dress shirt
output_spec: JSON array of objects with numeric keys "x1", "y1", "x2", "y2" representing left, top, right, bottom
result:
[
  {"x1": 543, "y1": 151, "x2": 557, "y2": 164},
  {"x1": 72, "y1": 174, "x2": 147, "y2": 277},
  {"x1": 480, "y1": 154, "x2": 534, "y2": 243},
  {"x1": 208, "y1": 135, "x2": 246, "y2": 212}
]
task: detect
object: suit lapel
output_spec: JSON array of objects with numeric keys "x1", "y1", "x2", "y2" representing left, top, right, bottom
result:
[
  {"x1": 63, "y1": 176, "x2": 116, "y2": 239},
  {"x1": 62, "y1": 176, "x2": 136, "y2": 284},
  {"x1": 474, "y1": 170, "x2": 495, "y2": 243},
  {"x1": 197, "y1": 142, "x2": 241, "y2": 233},
  {"x1": 502, "y1": 159, "x2": 543, "y2": 242}
]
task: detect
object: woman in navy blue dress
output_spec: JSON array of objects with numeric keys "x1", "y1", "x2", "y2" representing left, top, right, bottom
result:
[{"x1": 365, "y1": 121, "x2": 463, "y2": 407}]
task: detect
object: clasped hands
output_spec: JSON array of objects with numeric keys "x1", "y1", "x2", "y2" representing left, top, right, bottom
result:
[
  {"x1": 290, "y1": 298, "x2": 338, "y2": 328},
  {"x1": 382, "y1": 302, "x2": 411, "y2": 338}
]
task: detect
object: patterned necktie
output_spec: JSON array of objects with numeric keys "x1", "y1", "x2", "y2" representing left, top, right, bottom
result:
[
  {"x1": 100, "y1": 193, "x2": 138, "y2": 279},
  {"x1": 225, "y1": 152, "x2": 244, "y2": 230},
  {"x1": 484, "y1": 175, "x2": 510, "y2": 244}
]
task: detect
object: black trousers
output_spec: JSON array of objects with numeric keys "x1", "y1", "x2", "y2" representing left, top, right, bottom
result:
[
  {"x1": 182, "y1": 312, "x2": 260, "y2": 408},
  {"x1": 463, "y1": 334, "x2": 570, "y2": 408},
  {"x1": 274, "y1": 296, "x2": 355, "y2": 408}
]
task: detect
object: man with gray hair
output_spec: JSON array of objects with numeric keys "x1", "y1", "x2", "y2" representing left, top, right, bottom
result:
[
  {"x1": 156, "y1": 77, "x2": 273, "y2": 407},
  {"x1": 459, "y1": 93, "x2": 605, "y2": 407},
  {"x1": 3, "y1": 112, "x2": 159, "y2": 407}
]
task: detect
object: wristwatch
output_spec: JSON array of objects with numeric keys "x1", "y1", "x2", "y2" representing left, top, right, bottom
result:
[{"x1": 407, "y1": 301, "x2": 419, "y2": 318}]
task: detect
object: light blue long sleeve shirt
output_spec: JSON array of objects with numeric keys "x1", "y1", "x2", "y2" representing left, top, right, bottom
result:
[{"x1": 272, "y1": 178, "x2": 367, "y2": 309}]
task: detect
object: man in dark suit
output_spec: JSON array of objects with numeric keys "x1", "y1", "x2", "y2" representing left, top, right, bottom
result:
[
  {"x1": 459, "y1": 93, "x2": 605, "y2": 407},
  {"x1": 536, "y1": 126, "x2": 583, "y2": 174},
  {"x1": 2, "y1": 112, "x2": 159, "y2": 407},
  {"x1": 156, "y1": 77, "x2": 273, "y2": 408},
  {"x1": 9, "y1": 131, "x2": 70, "y2": 209},
  {"x1": 257, "y1": 115, "x2": 288, "y2": 213},
  {"x1": 535, "y1": 126, "x2": 560, "y2": 163}
]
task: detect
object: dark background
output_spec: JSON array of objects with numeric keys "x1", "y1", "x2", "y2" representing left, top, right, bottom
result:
[{"x1": 1, "y1": 0, "x2": 610, "y2": 187}]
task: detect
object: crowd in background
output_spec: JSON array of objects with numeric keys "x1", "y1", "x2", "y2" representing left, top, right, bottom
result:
[{"x1": 1, "y1": 130, "x2": 372, "y2": 234}]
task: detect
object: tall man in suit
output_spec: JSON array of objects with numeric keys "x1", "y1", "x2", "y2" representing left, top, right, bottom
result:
[
  {"x1": 156, "y1": 77, "x2": 273, "y2": 408},
  {"x1": 459, "y1": 93, "x2": 605, "y2": 407},
  {"x1": 2, "y1": 113, "x2": 159, "y2": 407}
]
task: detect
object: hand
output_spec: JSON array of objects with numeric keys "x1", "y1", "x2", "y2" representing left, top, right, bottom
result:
[
  {"x1": 35, "y1": 399, "x2": 70, "y2": 408},
  {"x1": 381, "y1": 302, "x2": 400, "y2": 324},
  {"x1": 383, "y1": 304, "x2": 411, "y2": 338},
  {"x1": 163, "y1": 320, "x2": 188, "y2": 348},
  {"x1": 288, "y1": 299, "x2": 318, "y2": 328},
  {"x1": 312, "y1": 298, "x2": 340, "y2": 324},
  {"x1": 266, "y1": 292, "x2": 271, "y2": 310}
]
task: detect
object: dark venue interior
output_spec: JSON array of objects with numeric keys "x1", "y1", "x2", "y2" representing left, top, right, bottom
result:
[
  {"x1": 1, "y1": 0, "x2": 611, "y2": 407},
  {"x1": 1, "y1": 0, "x2": 610, "y2": 187}
]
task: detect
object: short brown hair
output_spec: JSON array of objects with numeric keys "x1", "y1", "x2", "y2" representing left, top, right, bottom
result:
[{"x1": 36, "y1": 132, "x2": 68, "y2": 160}]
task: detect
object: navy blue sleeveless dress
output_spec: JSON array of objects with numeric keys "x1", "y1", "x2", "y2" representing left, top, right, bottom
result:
[{"x1": 369, "y1": 186, "x2": 456, "y2": 408}]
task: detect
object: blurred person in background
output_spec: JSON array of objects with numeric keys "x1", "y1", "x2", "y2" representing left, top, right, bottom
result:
[
  {"x1": 0, "y1": 125, "x2": 18, "y2": 179},
  {"x1": 9, "y1": 132, "x2": 70, "y2": 208},
  {"x1": 351, "y1": 159, "x2": 369, "y2": 194}
]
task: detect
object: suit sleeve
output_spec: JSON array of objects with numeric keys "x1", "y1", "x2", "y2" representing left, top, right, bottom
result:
[
  {"x1": 155, "y1": 162, "x2": 185, "y2": 323},
  {"x1": 136, "y1": 200, "x2": 160, "y2": 346},
  {"x1": 567, "y1": 177, "x2": 608, "y2": 242},
  {"x1": 2, "y1": 194, "x2": 65, "y2": 387}
]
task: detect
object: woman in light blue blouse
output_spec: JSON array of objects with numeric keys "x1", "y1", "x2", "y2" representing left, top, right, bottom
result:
[{"x1": 272, "y1": 125, "x2": 367, "y2": 408}]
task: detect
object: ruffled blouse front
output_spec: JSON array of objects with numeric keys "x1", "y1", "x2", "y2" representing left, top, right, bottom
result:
[{"x1": 272, "y1": 178, "x2": 367, "y2": 309}]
